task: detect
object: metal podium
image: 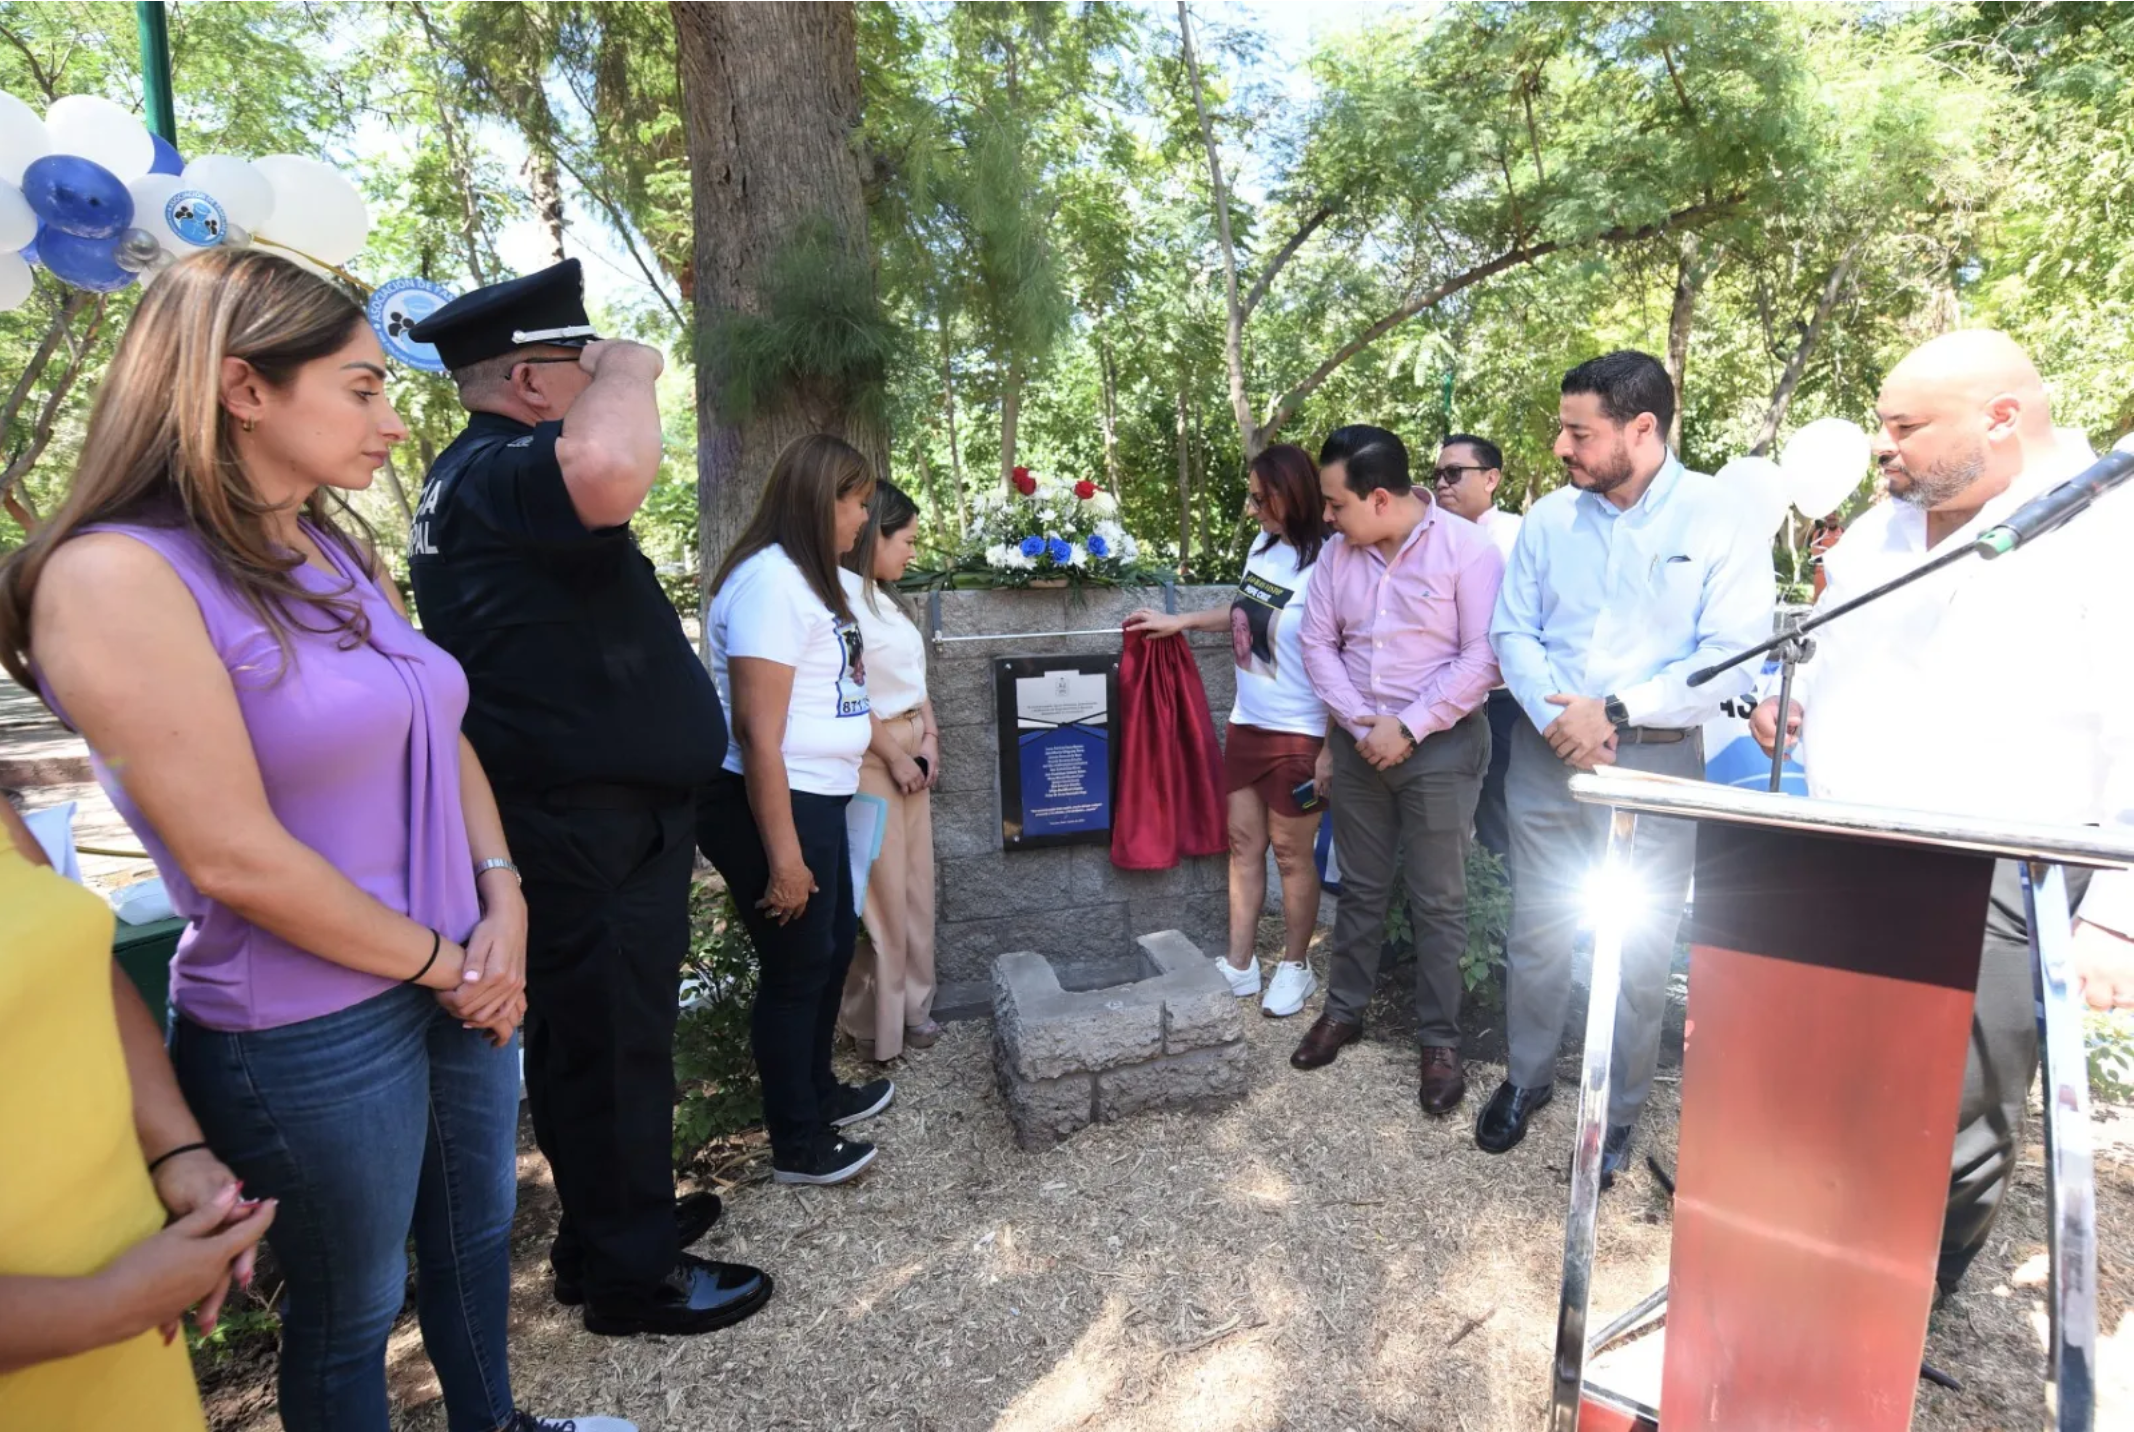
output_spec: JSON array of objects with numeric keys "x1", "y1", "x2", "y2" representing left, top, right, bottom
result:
[{"x1": 1550, "y1": 769, "x2": 2133, "y2": 1432}]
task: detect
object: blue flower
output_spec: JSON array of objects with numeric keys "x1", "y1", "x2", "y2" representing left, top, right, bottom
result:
[
  {"x1": 1047, "y1": 536, "x2": 1072, "y2": 564},
  {"x1": 1019, "y1": 534, "x2": 1045, "y2": 558},
  {"x1": 1086, "y1": 534, "x2": 1110, "y2": 558}
]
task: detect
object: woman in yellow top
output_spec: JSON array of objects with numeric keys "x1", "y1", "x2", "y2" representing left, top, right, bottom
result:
[{"x1": 0, "y1": 799, "x2": 275, "y2": 1429}]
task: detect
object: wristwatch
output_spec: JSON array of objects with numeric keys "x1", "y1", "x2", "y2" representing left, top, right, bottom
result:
[
  {"x1": 1602, "y1": 695, "x2": 1631, "y2": 730},
  {"x1": 1395, "y1": 718, "x2": 1418, "y2": 746},
  {"x1": 474, "y1": 858, "x2": 521, "y2": 885}
]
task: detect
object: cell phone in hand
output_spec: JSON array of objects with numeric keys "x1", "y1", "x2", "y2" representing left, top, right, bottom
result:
[
  {"x1": 1291, "y1": 778, "x2": 1325, "y2": 813},
  {"x1": 913, "y1": 755, "x2": 931, "y2": 779}
]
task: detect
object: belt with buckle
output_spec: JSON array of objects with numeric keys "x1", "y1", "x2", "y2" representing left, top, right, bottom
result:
[{"x1": 1617, "y1": 726, "x2": 1690, "y2": 746}]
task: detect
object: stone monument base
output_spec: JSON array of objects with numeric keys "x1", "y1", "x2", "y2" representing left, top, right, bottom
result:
[{"x1": 992, "y1": 930, "x2": 1248, "y2": 1150}]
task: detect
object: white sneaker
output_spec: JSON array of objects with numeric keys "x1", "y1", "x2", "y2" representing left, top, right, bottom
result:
[
  {"x1": 1261, "y1": 961, "x2": 1315, "y2": 1018},
  {"x1": 1214, "y1": 956, "x2": 1261, "y2": 997},
  {"x1": 514, "y1": 1414, "x2": 637, "y2": 1432}
]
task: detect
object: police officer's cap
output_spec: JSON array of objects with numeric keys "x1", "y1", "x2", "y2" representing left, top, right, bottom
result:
[{"x1": 408, "y1": 259, "x2": 604, "y2": 372}]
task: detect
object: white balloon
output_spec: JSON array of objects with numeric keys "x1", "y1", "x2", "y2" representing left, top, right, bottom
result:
[
  {"x1": 0, "y1": 92, "x2": 50, "y2": 186},
  {"x1": 1715, "y1": 454, "x2": 1790, "y2": 539},
  {"x1": 125, "y1": 173, "x2": 182, "y2": 251},
  {"x1": 251, "y1": 154, "x2": 368, "y2": 267},
  {"x1": 0, "y1": 180, "x2": 34, "y2": 252},
  {"x1": 43, "y1": 94, "x2": 154, "y2": 183},
  {"x1": 1779, "y1": 417, "x2": 1871, "y2": 519},
  {"x1": 0, "y1": 250, "x2": 32, "y2": 311},
  {"x1": 183, "y1": 154, "x2": 274, "y2": 232}
]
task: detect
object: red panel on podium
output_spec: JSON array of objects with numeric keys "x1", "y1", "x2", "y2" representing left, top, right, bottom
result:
[{"x1": 1659, "y1": 822, "x2": 1994, "y2": 1430}]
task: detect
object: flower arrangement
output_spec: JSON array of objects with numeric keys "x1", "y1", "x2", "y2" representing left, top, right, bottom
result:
[{"x1": 951, "y1": 465, "x2": 1148, "y2": 587}]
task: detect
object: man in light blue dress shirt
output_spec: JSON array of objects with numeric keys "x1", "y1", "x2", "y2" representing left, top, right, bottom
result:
[{"x1": 1476, "y1": 351, "x2": 1775, "y2": 1177}]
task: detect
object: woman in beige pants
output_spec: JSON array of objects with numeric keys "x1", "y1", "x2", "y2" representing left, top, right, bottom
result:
[{"x1": 837, "y1": 482, "x2": 942, "y2": 1061}]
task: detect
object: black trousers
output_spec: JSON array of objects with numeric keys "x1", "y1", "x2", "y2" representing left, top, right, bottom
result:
[
  {"x1": 1474, "y1": 688, "x2": 1519, "y2": 863},
  {"x1": 695, "y1": 771, "x2": 857, "y2": 1161},
  {"x1": 1940, "y1": 858, "x2": 2091, "y2": 1290},
  {"x1": 503, "y1": 793, "x2": 695, "y2": 1302}
]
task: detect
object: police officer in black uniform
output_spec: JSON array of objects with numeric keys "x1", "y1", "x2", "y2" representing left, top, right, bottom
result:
[{"x1": 407, "y1": 261, "x2": 771, "y2": 1338}]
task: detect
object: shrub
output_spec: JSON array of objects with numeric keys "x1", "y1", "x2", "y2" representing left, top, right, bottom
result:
[{"x1": 672, "y1": 882, "x2": 765, "y2": 1164}]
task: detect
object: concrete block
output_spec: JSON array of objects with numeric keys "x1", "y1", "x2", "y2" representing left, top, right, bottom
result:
[
  {"x1": 993, "y1": 950, "x2": 1164, "y2": 1081},
  {"x1": 1068, "y1": 847, "x2": 1226, "y2": 904},
  {"x1": 938, "y1": 848, "x2": 1077, "y2": 923},
  {"x1": 928, "y1": 659, "x2": 998, "y2": 730},
  {"x1": 1129, "y1": 891, "x2": 1229, "y2": 961},
  {"x1": 930, "y1": 790, "x2": 1001, "y2": 860},
  {"x1": 935, "y1": 903, "x2": 1130, "y2": 988},
  {"x1": 994, "y1": 1039, "x2": 1092, "y2": 1150},
  {"x1": 1094, "y1": 1043, "x2": 1248, "y2": 1121}
]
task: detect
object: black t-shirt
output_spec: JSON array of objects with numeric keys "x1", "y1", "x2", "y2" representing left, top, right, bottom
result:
[{"x1": 408, "y1": 411, "x2": 726, "y2": 795}]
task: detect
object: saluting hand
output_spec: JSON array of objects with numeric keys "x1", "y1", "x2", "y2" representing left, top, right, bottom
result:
[{"x1": 575, "y1": 338, "x2": 664, "y2": 381}]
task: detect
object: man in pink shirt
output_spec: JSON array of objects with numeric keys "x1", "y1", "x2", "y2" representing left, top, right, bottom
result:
[{"x1": 1295, "y1": 424, "x2": 1505, "y2": 1115}]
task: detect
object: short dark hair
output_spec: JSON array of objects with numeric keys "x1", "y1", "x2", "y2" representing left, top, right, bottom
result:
[
  {"x1": 1318, "y1": 424, "x2": 1410, "y2": 495},
  {"x1": 1440, "y1": 433, "x2": 1503, "y2": 472},
  {"x1": 1561, "y1": 350, "x2": 1674, "y2": 440}
]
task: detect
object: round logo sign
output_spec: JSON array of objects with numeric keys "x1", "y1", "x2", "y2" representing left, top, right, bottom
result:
[
  {"x1": 162, "y1": 190, "x2": 229, "y2": 249},
  {"x1": 367, "y1": 277, "x2": 454, "y2": 373}
]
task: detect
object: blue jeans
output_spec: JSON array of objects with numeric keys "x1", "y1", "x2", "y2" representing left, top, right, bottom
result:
[{"x1": 170, "y1": 984, "x2": 521, "y2": 1432}]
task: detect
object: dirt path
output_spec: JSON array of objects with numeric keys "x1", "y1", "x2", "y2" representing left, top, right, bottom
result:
[{"x1": 203, "y1": 922, "x2": 2131, "y2": 1432}]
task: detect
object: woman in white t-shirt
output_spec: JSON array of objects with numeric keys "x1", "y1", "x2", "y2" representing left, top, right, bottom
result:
[
  {"x1": 834, "y1": 481, "x2": 943, "y2": 1064},
  {"x1": 1124, "y1": 444, "x2": 1333, "y2": 1020},
  {"x1": 699, "y1": 434, "x2": 888, "y2": 1188}
]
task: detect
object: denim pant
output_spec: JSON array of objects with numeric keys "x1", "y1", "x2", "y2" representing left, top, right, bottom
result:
[
  {"x1": 696, "y1": 771, "x2": 857, "y2": 1159},
  {"x1": 170, "y1": 983, "x2": 520, "y2": 1432}
]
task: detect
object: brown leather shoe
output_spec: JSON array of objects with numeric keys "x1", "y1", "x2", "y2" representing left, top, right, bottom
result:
[
  {"x1": 1418, "y1": 1045, "x2": 1466, "y2": 1115},
  {"x1": 1290, "y1": 1014, "x2": 1361, "y2": 1069}
]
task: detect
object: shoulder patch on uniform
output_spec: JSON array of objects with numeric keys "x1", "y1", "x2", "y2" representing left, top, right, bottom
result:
[{"x1": 507, "y1": 436, "x2": 536, "y2": 448}]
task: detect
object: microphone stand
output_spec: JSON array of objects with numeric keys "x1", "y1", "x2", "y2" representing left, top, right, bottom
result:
[{"x1": 1687, "y1": 539, "x2": 1982, "y2": 793}]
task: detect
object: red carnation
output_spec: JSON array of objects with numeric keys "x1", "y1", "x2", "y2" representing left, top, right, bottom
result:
[
  {"x1": 1012, "y1": 465, "x2": 1030, "y2": 481},
  {"x1": 1073, "y1": 480, "x2": 1097, "y2": 500},
  {"x1": 1013, "y1": 471, "x2": 1038, "y2": 496}
]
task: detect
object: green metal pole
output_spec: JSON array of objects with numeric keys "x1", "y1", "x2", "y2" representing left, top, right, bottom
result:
[{"x1": 135, "y1": 2, "x2": 176, "y2": 145}]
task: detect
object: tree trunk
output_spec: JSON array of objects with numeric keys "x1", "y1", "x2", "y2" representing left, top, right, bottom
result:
[
  {"x1": 413, "y1": 3, "x2": 490, "y2": 285},
  {"x1": 938, "y1": 317, "x2": 968, "y2": 529},
  {"x1": 0, "y1": 294, "x2": 104, "y2": 505},
  {"x1": 525, "y1": 151, "x2": 567, "y2": 264},
  {"x1": 1174, "y1": 387, "x2": 1194, "y2": 579},
  {"x1": 913, "y1": 439, "x2": 940, "y2": 542},
  {"x1": 1177, "y1": 2, "x2": 1258, "y2": 465},
  {"x1": 1749, "y1": 240, "x2": 1864, "y2": 456},
  {"x1": 376, "y1": 450, "x2": 416, "y2": 531},
  {"x1": 1665, "y1": 232, "x2": 1714, "y2": 452},
  {"x1": 1096, "y1": 332, "x2": 1122, "y2": 490},
  {"x1": 998, "y1": 358, "x2": 1022, "y2": 488},
  {"x1": 673, "y1": 0, "x2": 887, "y2": 612}
]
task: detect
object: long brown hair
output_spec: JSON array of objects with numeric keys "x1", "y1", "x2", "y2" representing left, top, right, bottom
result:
[
  {"x1": 0, "y1": 247, "x2": 378, "y2": 691},
  {"x1": 840, "y1": 478, "x2": 919, "y2": 619},
  {"x1": 709, "y1": 433, "x2": 875, "y2": 624},
  {"x1": 1251, "y1": 443, "x2": 1332, "y2": 569}
]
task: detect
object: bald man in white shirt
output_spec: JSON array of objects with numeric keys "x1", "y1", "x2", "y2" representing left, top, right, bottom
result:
[{"x1": 1754, "y1": 329, "x2": 2134, "y2": 1293}]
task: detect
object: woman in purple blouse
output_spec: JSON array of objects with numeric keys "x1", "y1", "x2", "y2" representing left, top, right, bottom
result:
[{"x1": 0, "y1": 250, "x2": 628, "y2": 1432}]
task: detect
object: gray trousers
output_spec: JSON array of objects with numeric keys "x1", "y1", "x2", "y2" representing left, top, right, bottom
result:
[
  {"x1": 1324, "y1": 710, "x2": 1489, "y2": 1043},
  {"x1": 1503, "y1": 718, "x2": 1702, "y2": 1124},
  {"x1": 1940, "y1": 858, "x2": 2090, "y2": 1289}
]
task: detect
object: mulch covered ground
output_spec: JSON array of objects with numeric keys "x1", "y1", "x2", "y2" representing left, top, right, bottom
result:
[{"x1": 204, "y1": 917, "x2": 2134, "y2": 1430}]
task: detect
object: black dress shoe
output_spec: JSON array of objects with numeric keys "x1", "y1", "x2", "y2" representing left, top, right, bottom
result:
[
  {"x1": 582, "y1": 1252, "x2": 773, "y2": 1337},
  {"x1": 1474, "y1": 1079, "x2": 1554, "y2": 1154},
  {"x1": 552, "y1": 1192, "x2": 725, "y2": 1307},
  {"x1": 1598, "y1": 1122, "x2": 1634, "y2": 1190}
]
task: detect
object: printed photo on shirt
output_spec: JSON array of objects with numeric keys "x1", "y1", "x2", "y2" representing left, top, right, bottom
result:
[
  {"x1": 835, "y1": 619, "x2": 871, "y2": 718},
  {"x1": 1232, "y1": 568, "x2": 1295, "y2": 682}
]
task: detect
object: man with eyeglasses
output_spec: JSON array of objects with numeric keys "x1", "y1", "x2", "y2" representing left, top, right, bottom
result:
[
  {"x1": 1432, "y1": 435, "x2": 1521, "y2": 862},
  {"x1": 407, "y1": 260, "x2": 771, "y2": 1338}
]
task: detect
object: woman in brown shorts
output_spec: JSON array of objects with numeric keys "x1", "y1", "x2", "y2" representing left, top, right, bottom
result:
[{"x1": 1124, "y1": 444, "x2": 1333, "y2": 1017}]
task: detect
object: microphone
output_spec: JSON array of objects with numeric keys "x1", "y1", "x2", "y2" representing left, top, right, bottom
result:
[{"x1": 1974, "y1": 442, "x2": 2134, "y2": 558}]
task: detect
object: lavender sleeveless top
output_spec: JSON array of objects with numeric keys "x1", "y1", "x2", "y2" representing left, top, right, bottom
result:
[{"x1": 49, "y1": 520, "x2": 480, "y2": 1032}]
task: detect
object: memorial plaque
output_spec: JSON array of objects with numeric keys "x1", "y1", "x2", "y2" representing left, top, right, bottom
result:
[{"x1": 994, "y1": 655, "x2": 1120, "y2": 851}]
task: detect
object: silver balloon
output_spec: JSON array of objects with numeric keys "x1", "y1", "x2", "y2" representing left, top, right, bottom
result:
[
  {"x1": 112, "y1": 226, "x2": 164, "y2": 274},
  {"x1": 222, "y1": 221, "x2": 251, "y2": 248}
]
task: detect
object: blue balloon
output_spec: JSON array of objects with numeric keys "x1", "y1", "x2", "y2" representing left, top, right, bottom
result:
[
  {"x1": 19, "y1": 154, "x2": 134, "y2": 239},
  {"x1": 149, "y1": 133, "x2": 184, "y2": 176},
  {"x1": 35, "y1": 225, "x2": 137, "y2": 293}
]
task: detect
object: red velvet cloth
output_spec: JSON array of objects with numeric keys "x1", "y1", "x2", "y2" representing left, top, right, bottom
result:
[{"x1": 1111, "y1": 629, "x2": 1227, "y2": 869}]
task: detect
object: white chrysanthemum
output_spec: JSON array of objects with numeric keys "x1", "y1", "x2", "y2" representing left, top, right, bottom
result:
[{"x1": 1067, "y1": 541, "x2": 1089, "y2": 568}]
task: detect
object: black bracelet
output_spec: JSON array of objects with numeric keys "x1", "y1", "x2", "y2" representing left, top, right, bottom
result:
[
  {"x1": 146, "y1": 1141, "x2": 210, "y2": 1175},
  {"x1": 405, "y1": 928, "x2": 441, "y2": 986}
]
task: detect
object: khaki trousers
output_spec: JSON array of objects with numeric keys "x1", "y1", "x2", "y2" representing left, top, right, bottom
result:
[{"x1": 837, "y1": 710, "x2": 937, "y2": 1058}]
